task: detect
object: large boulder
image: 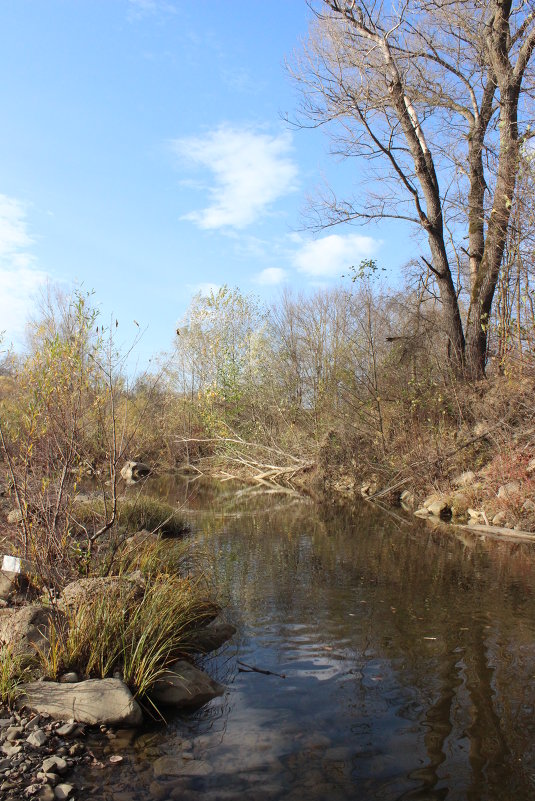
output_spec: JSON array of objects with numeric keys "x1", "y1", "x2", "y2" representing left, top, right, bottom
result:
[
  {"x1": 0, "y1": 605, "x2": 57, "y2": 657},
  {"x1": 60, "y1": 573, "x2": 145, "y2": 612},
  {"x1": 19, "y1": 678, "x2": 143, "y2": 727},
  {"x1": 120, "y1": 461, "x2": 151, "y2": 484},
  {"x1": 149, "y1": 661, "x2": 224, "y2": 709}
]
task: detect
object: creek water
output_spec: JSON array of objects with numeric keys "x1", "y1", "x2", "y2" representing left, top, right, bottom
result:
[{"x1": 77, "y1": 477, "x2": 535, "y2": 801}]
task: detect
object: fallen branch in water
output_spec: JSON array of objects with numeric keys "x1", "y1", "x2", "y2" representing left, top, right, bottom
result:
[{"x1": 237, "y1": 660, "x2": 286, "y2": 679}]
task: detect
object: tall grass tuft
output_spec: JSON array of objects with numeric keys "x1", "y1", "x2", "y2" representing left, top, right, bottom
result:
[
  {"x1": 74, "y1": 495, "x2": 189, "y2": 540},
  {"x1": 0, "y1": 645, "x2": 30, "y2": 707},
  {"x1": 36, "y1": 573, "x2": 219, "y2": 712}
]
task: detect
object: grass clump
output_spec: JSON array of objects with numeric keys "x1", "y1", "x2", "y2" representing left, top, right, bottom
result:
[
  {"x1": 0, "y1": 645, "x2": 30, "y2": 707},
  {"x1": 74, "y1": 495, "x2": 189, "y2": 540},
  {"x1": 37, "y1": 569, "x2": 218, "y2": 712}
]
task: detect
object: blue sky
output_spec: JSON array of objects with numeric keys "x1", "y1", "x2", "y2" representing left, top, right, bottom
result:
[{"x1": 0, "y1": 0, "x2": 415, "y2": 366}]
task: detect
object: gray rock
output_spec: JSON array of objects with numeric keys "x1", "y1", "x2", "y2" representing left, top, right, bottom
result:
[
  {"x1": 427, "y1": 499, "x2": 451, "y2": 517},
  {"x1": 0, "y1": 605, "x2": 58, "y2": 657},
  {"x1": 120, "y1": 461, "x2": 151, "y2": 484},
  {"x1": 54, "y1": 785, "x2": 74, "y2": 800},
  {"x1": 526, "y1": 457, "x2": 535, "y2": 476},
  {"x1": 414, "y1": 508, "x2": 430, "y2": 518},
  {"x1": 399, "y1": 490, "x2": 415, "y2": 510},
  {"x1": 42, "y1": 757, "x2": 68, "y2": 775},
  {"x1": 360, "y1": 479, "x2": 377, "y2": 497},
  {"x1": 59, "y1": 672, "x2": 79, "y2": 684},
  {"x1": 39, "y1": 785, "x2": 55, "y2": 801},
  {"x1": 26, "y1": 728, "x2": 48, "y2": 747},
  {"x1": 1, "y1": 743, "x2": 21, "y2": 757},
  {"x1": 497, "y1": 481, "x2": 521, "y2": 499},
  {"x1": 0, "y1": 570, "x2": 17, "y2": 602},
  {"x1": 61, "y1": 574, "x2": 144, "y2": 612},
  {"x1": 149, "y1": 661, "x2": 224, "y2": 710},
  {"x1": 56, "y1": 722, "x2": 77, "y2": 737},
  {"x1": 492, "y1": 511, "x2": 508, "y2": 526},
  {"x1": 185, "y1": 623, "x2": 236, "y2": 654},
  {"x1": 5, "y1": 725, "x2": 23, "y2": 741},
  {"x1": 20, "y1": 678, "x2": 143, "y2": 727},
  {"x1": 521, "y1": 499, "x2": 535, "y2": 512}
]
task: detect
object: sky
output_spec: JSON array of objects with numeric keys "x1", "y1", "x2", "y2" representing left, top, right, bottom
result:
[{"x1": 0, "y1": 0, "x2": 416, "y2": 368}]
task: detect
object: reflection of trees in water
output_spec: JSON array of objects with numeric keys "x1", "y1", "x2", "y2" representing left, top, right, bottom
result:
[{"x1": 151, "y1": 478, "x2": 535, "y2": 798}]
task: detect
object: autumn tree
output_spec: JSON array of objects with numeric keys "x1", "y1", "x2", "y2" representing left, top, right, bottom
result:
[{"x1": 290, "y1": 0, "x2": 535, "y2": 378}]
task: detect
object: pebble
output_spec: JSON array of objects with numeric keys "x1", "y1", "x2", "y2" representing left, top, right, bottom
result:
[
  {"x1": 54, "y1": 783, "x2": 74, "y2": 800},
  {"x1": 27, "y1": 728, "x2": 48, "y2": 748},
  {"x1": 56, "y1": 723, "x2": 77, "y2": 737},
  {"x1": 59, "y1": 673, "x2": 79, "y2": 684},
  {"x1": 42, "y1": 756, "x2": 68, "y2": 775},
  {"x1": 39, "y1": 787, "x2": 56, "y2": 801}
]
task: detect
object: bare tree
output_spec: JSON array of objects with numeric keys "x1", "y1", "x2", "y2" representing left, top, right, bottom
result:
[{"x1": 290, "y1": 0, "x2": 535, "y2": 378}]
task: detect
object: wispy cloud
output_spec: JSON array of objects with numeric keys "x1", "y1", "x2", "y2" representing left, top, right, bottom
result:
[
  {"x1": 254, "y1": 267, "x2": 287, "y2": 286},
  {"x1": 0, "y1": 194, "x2": 48, "y2": 344},
  {"x1": 127, "y1": 0, "x2": 177, "y2": 19},
  {"x1": 292, "y1": 233, "x2": 380, "y2": 279},
  {"x1": 187, "y1": 282, "x2": 222, "y2": 298},
  {"x1": 172, "y1": 125, "x2": 298, "y2": 230}
]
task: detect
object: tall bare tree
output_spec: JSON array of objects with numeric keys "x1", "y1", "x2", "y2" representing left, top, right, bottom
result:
[{"x1": 290, "y1": 0, "x2": 535, "y2": 378}]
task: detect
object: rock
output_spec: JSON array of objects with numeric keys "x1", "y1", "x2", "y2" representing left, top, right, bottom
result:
[
  {"x1": 1, "y1": 743, "x2": 21, "y2": 756},
  {"x1": 61, "y1": 574, "x2": 144, "y2": 611},
  {"x1": 39, "y1": 786, "x2": 55, "y2": 801},
  {"x1": 56, "y1": 723, "x2": 77, "y2": 737},
  {"x1": 0, "y1": 606, "x2": 57, "y2": 657},
  {"x1": 526, "y1": 457, "x2": 535, "y2": 476},
  {"x1": 120, "y1": 461, "x2": 151, "y2": 484},
  {"x1": 26, "y1": 728, "x2": 48, "y2": 747},
  {"x1": 467, "y1": 508, "x2": 485, "y2": 523},
  {"x1": 185, "y1": 622, "x2": 236, "y2": 654},
  {"x1": 152, "y1": 756, "x2": 185, "y2": 778},
  {"x1": 521, "y1": 499, "x2": 535, "y2": 512},
  {"x1": 497, "y1": 481, "x2": 521, "y2": 499},
  {"x1": 492, "y1": 511, "x2": 508, "y2": 526},
  {"x1": 19, "y1": 678, "x2": 143, "y2": 727},
  {"x1": 427, "y1": 499, "x2": 451, "y2": 518},
  {"x1": 54, "y1": 784, "x2": 74, "y2": 800},
  {"x1": 5, "y1": 725, "x2": 24, "y2": 740},
  {"x1": 360, "y1": 479, "x2": 377, "y2": 497},
  {"x1": 42, "y1": 757, "x2": 68, "y2": 775},
  {"x1": 414, "y1": 508, "x2": 429, "y2": 518},
  {"x1": 399, "y1": 490, "x2": 415, "y2": 510},
  {"x1": 0, "y1": 570, "x2": 18, "y2": 602},
  {"x1": 149, "y1": 661, "x2": 224, "y2": 710},
  {"x1": 6, "y1": 508, "x2": 23, "y2": 524},
  {"x1": 452, "y1": 471, "x2": 476, "y2": 488},
  {"x1": 59, "y1": 672, "x2": 79, "y2": 684}
]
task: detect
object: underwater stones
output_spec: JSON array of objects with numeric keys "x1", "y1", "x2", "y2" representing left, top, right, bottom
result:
[{"x1": 149, "y1": 661, "x2": 224, "y2": 709}]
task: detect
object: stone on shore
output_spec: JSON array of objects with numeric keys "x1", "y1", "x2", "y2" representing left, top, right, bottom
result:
[
  {"x1": 19, "y1": 678, "x2": 143, "y2": 727},
  {"x1": 61, "y1": 573, "x2": 145, "y2": 611},
  {"x1": 120, "y1": 461, "x2": 151, "y2": 484},
  {"x1": 0, "y1": 605, "x2": 56, "y2": 657},
  {"x1": 149, "y1": 661, "x2": 224, "y2": 709}
]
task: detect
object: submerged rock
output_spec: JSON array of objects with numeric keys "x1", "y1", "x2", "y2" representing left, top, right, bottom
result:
[
  {"x1": 185, "y1": 622, "x2": 236, "y2": 654},
  {"x1": 19, "y1": 678, "x2": 143, "y2": 727},
  {"x1": 149, "y1": 661, "x2": 224, "y2": 709}
]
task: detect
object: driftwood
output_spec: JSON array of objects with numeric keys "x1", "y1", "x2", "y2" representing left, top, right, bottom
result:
[{"x1": 175, "y1": 434, "x2": 313, "y2": 486}]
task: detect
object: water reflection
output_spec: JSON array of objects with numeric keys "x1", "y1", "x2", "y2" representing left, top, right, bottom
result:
[{"x1": 77, "y1": 478, "x2": 535, "y2": 800}]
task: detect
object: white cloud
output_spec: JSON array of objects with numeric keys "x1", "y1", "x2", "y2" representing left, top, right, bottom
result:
[
  {"x1": 293, "y1": 233, "x2": 380, "y2": 278},
  {"x1": 0, "y1": 194, "x2": 48, "y2": 344},
  {"x1": 187, "y1": 282, "x2": 222, "y2": 298},
  {"x1": 254, "y1": 267, "x2": 287, "y2": 286},
  {"x1": 127, "y1": 0, "x2": 177, "y2": 18},
  {"x1": 172, "y1": 125, "x2": 298, "y2": 230}
]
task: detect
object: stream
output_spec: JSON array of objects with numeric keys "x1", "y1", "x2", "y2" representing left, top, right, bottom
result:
[{"x1": 75, "y1": 477, "x2": 535, "y2": 800}]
